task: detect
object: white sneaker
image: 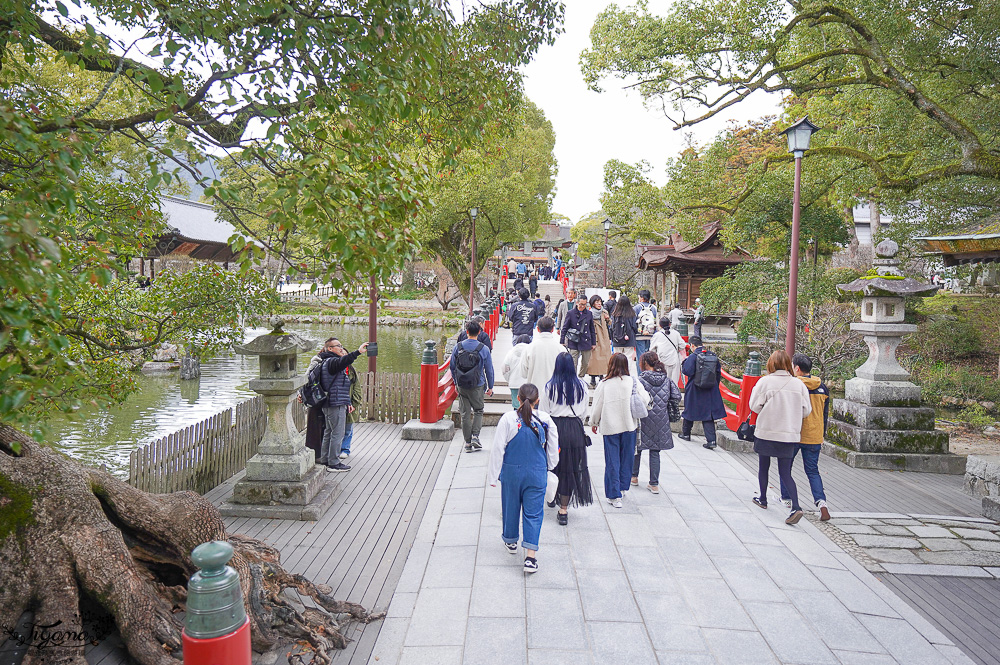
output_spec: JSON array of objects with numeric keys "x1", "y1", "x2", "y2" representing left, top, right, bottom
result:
[
  {"x1": 339, "y1": 452, "x2": 349, "y2": 460},
  {"x1": 612, "y1": 498, "x2": 623, "y2": 509}
]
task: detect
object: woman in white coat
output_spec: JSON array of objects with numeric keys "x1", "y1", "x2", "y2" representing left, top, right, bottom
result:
[
  {"x1": 650, "y1": 316, "x2": 685, "y2": 385},
  {"x1": 748, "y1": 350, "x2": 812, "y2": 525},
  {"x1": 501, "y1": 334, "x2": 532, "y2": 407},
  {"x1": 590, "y1": 353, "x2": 649, "y2": 508}
]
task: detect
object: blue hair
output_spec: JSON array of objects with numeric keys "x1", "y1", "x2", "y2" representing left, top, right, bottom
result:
[{"x1": 546, "y1": 352, "x2": 586, "y2": 405}]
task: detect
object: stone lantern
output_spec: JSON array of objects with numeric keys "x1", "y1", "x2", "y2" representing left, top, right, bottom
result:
[
  {"x1": 219, "y1": 318, "x2": 338, "y2": 520},
  {"x1": 827, "y1": 240, "x2": 962, "y2": 473}
]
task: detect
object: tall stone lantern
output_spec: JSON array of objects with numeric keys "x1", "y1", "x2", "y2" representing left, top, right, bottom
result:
[
  {"x1": 827, "y1": 240, "x2": 962, "y2": 473},
  {"x1": 219, "y1": 318, "x2": 339, "y2": 520}
]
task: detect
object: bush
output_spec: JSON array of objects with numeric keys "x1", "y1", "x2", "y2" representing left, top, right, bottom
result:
[
  {"x1": 912, "y1": 361, "x2": 1000, "y2": 404},
  {"x1": 910, "y1": 319, "x2": 981, "y2": 359}
]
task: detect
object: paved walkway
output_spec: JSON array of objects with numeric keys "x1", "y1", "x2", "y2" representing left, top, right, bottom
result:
[{"x1": 368, "y1": 422, "x2": 977, "y2": 665}]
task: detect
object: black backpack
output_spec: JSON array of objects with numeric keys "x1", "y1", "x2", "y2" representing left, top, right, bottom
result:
[
  {"x1": 300, "y1": 358, "x2": 330, "y2": 407},
  {"x1": 453, "y1": 341, "x2": 484, "y2": 388},
  {"x1": 692, "y1": 351, "x2": 720, "y2": 389},
  {"x1": 612, "y1": 317, "x2": 628, "y2": 345}
]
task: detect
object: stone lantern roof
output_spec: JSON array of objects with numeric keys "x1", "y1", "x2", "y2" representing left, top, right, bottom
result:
[
  {"x1": 234, "y1": 317, "x2": 313, "y2": 356},
  {"x1": 836, "y1": 239, "x2": 938, "y2": 298}
]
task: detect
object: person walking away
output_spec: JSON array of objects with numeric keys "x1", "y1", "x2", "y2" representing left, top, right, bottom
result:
[
  {"x1": 451, "y1": 320, "x2": 495, "y2": 453},
  {"x1": 632, "y1": 352, "x2": 681, "y2": 493},
  {"x1": 502, "y1": 334, "x2": 533, "y2": 408},
  {"x1": 509, "y1": 288, "x2": 539, "y2": 340},
  {"x1": 339, "y1": 361, "x2": 363, "y2": 460},
  {"x1": 533, "y1": 292, "x2": 546, "y2": 319},
  {"x1": 780, "y1": 353, "x2": 831, "y2": 520},
  {"x1": 457, "y1": 315, "x2": 493, "y2": 350},
  {"x1": 488, "y1": 383, "x2": 559, "y2": 573},
  {"x1": 521, "y1": 316, "x2": 567, "y2": 390},
  {"x1": 543, "y1": 294, "x2": 553, "y2": 317},
  {"x1": 555, "y1": 288, "x2": 575, "y2": 330},
  {"x1": 318, "y1": 340, "x2": 369, "y2": 471},
  {"x1": 604, "y1": 291, "x2": 618, "y2": 327},
  {"x1": 650, "y1": 317, "x2": 684, "y2": 386},
  {"x1": 634, "y1": 289, "x2": 658, "y2": 357},
  {"x1": 529, "y1": 270, "x2": 538, "y2": 298},
  {"x1": 586, "y1": 295, "x2": 612, "y2": 386},
  {"x1": 561, "y1": 296, "x2": 597, "y2": 378},
  {"x1": 590, "y1": 353, "x2": 649, "y2": 508},
  {"x1": 541, "y1": 353, "x2": 593, "y2": 524},
  {"x1": 668, "y1": 302, "x2": 684, "y2": 330},
  {"x1": 610, "y1": 295, "x2": 638, "y2": 365},
  {"x1": 693, "y1": 297, "x2": 705, "y2": 339},
  {"x1": 508, "y1": 258, "x2": 517, "y2": 277},
  {"x1": 678, "y1": 336, "x2": 725, "y2": 450},
  {"x1": 748, "y1": 350, "x2": 812, "y2": 525},
  {"x1": 554, "y1": 255, "x2": 563, "y2": 278},
  {"x1": 517, "y1": 261, "x2": 527, "y2": 278},
  {"x1": 513, "y1": 275, "x2": 524, "y2": 292}
]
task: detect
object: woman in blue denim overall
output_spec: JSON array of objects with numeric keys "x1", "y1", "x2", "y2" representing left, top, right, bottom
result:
[{"x1": 488, "y1": 383, "x2": 560, "y2": 573}]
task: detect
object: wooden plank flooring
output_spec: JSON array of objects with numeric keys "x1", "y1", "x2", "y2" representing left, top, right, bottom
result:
[
  {"x1": 878, "y1": 574, "x2": 1000, "y2": 665},
  {"x1": 729, "y1": 450, "x2": 981, "y2": 517},
  {"x1": 84, "y1": 423, "x2": 450, "y2": 665}
]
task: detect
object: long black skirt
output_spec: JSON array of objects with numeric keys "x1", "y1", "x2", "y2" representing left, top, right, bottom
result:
[{"x1": 551, "y1": 416, "x2": 593, "y2": 508}]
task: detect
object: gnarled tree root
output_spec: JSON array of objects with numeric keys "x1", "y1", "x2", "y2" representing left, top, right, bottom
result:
[{"x1": 0, "y1": 425, "x2": 383, "y2": 665}]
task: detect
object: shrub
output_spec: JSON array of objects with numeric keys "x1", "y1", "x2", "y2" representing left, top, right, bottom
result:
[
  {"x1": 912, "y1": 362, "x2": 1000, "y2": 404},
  {"x1": 910, "y1": 319, "x2": 981, "y2": 360}
]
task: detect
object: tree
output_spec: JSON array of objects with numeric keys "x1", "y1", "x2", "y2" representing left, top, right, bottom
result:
[
  {"x1": 414, "y1": 100, "x2": 558, "y2": 301},
  {"x1": 580, "y1": 0, "x2": 1000, "y2": 245},
  {"x1": 1, "y1": 1, "x2": 564, "y2": 661}
]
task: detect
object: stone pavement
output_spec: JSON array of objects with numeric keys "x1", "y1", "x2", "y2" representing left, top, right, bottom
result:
[{"x1": 368, "y1": 423, "x2": 977, "y2": 665}]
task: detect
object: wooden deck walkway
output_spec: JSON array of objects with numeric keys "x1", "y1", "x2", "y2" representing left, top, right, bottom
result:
[
  {"x1": 728, "y1": 449, "x2": 982, "y2": 517},
  {"x1": 878, "y1": 574, "x2": 1000, "y2": 665},
  {"x1": 84, "y1": 422, "x2": 450, "y2": 665}
]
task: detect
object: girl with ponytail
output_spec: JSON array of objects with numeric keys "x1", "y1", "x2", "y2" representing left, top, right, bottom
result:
[{"x1": 488, "y1": 383, "x2": 560, "y2": 574}]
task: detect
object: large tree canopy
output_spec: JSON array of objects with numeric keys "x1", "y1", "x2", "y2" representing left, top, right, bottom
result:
[
  {"x1": 1, "y1": 0, "x2": 564, "y2": 431},
  {"x1": 581, "y1": 0, "x2": 1000, "y2": 233}
]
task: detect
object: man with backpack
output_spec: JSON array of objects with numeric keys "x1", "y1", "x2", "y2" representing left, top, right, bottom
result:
[
  {"x1": 509, "y1": 288, "x2": 539, "y2": 339},
  {"x1": 304, "y1": 339, "x2": 369, "y2": 471},
  {"x1": 634, "y1": 289, "x2": 658, "y2": 357},
  {"x1": 533, "y1": 292, "x2": 546, "y2": 319},
  {"x1": 451, "y1": 320, "x2": 495, "y2": 452},
  {"x1": 528, "y1": 270, "x2": 538, "y2": 298},
  {"x1": 677, "y1": 336, "x2": 725, "y2": 450}
]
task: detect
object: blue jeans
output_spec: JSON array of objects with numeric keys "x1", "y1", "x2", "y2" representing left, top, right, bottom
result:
[
  {"x1": 635, "y1": 339, "x2": 650, "y2": 357},
  {"x1": 341, "y1": 421, "x2": 354, "y2": 455},
  {"x1": 603, "y1": 430, "x2": 636, "y2": 499},
  {"x1": 780, "y1": 444, "x2": 826, "y2": 504}
]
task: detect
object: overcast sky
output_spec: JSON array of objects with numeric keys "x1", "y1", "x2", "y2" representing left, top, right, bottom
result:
[{"x1": 523, "y1": 0, "x2": 781, "y2": 224}]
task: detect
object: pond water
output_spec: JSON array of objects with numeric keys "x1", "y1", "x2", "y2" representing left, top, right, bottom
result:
[{"x1": 43, "y1": 324, "x2": 451, "y2": 475}]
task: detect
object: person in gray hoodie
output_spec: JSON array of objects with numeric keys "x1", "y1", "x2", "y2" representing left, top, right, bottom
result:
[{"x1": 632, "y1": 352, "x2": 681, "y2": 493}]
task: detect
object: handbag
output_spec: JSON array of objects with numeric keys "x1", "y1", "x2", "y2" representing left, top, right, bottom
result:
[
  {"x1": 545, "y1": 471, "x2": 559, "y2": 504},
  {"x1": 630, "y1": 377, "x2": 649, "y2": 419},
  {"x1": 737, "y1": 417, "x2": 756, "y2": 442},
  {"x1": 667, "y1": 398, "x2": 681, "y2": 423},
  {"x1": 565, "y1": 326, "x2": 581, "y2": 344}
]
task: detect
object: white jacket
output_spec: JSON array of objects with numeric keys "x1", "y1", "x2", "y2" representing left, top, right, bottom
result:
[
  {"x1": 589, "y1": 375, "x2": 649, "y2": 435},
  {"x1": 521, "y1": 332, "x2": 567, "y2": 390},
  {"x1": 488, "y1": 410, "x2": 560, "y2": 485},
  {"x1": 539, "y1": 380, "x2": 590, "y2": 420},
  {"x1": 501, "y1": 343, "x2": 529, "y2": 390},
  {"x1": 651, "y1": 329, "x2": 684, "y2": 385},
  {"x1": 749, "y1": 370, "x2": 812, "y2": 443}
]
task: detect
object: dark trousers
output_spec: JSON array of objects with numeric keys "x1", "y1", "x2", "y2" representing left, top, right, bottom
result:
[
  {"x1": 681, "y1": 418, "x2": 717, "y2": 444},
  {"x1": 780, "y1": 444, "x2": 826, "y2": 504},
  {"x1": 759, "y1": 456, "x2": 800, "y2": 511},
  {"x1": 632, "y1": 449, "x2": 660, "y2": 486}
]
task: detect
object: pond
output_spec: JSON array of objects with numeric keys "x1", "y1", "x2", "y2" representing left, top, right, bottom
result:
[{"x1": 43, "y1": 323, "x2": 452, "y2": 475}]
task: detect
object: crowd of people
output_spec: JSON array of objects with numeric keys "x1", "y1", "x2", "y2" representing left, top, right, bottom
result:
[{"x1": 473, "y1": 287, "x2": 831, "y2": 575}]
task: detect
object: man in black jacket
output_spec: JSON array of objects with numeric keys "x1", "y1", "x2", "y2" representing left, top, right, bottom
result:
[
  {"x1": 318, "y1": 340, "x2": 369, "y2": 471},
  {"x1": 456, "y1": 315, "x2": 493, "y2": 350},
  {"x1": 508, "y1": 288, "x2": 539, "y2": 339},
  {"x1": 560, "y1": 296, "x2": 597, "y2": 378}
]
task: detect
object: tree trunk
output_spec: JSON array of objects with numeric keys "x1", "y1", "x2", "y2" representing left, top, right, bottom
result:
[{"x1": 0, "y1": 426, "x2": 382, "y2": 665}]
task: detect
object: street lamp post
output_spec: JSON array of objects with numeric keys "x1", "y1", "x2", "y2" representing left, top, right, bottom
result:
[
  {"x1": 603, "y1": 218, "x2": 611, "y2": 288},
  {"x1": 779, "y1": 116, "x2": 820, "y2": 357},
  {"x1": 468, "y1": 207, "x2": 478, "y2": 317},
  {"x1": 571, "y1": 242, "x2": 578, "y2": 290}
]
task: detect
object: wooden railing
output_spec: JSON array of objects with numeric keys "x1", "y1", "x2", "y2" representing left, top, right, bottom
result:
[
  {"x1": 128, "y1": 396, "x2": 267, "y2": 494},
  {"x1": 360, "y1": 371, "x2": 420, "y2": 424}
]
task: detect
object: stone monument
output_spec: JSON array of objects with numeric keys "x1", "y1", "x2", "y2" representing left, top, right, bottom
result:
[
  {"x1": 827, "y1": 240, "x2": 963, "y2": 473},
  {"x1": 219, "y1": 318, "x2": 340, "y2": 519}
]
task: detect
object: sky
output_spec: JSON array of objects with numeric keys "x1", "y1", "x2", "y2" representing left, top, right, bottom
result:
[{"x1": 522, "y1": 0, "x2": 781, "y2": 224}]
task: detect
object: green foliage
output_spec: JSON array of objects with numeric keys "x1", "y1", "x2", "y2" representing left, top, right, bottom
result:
[
  {"x1": 910, "y1": 320, "x2": 981, "y2": 360},
  {"x1": 581, "y1": 0, "x2": 1000, "y2": 246},
  {"x1": 912, "y1": 362, "x2": 1000, "y2": 406},
  {"x1": 1, "y1": 0, "x2": 565, "y2": 432}
]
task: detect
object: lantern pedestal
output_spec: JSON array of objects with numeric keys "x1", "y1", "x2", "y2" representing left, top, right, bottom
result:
[
  {"x1": 826, "y1": 242, "x2": 962, "y2": 474},
  {"x1": 218, "y1": 319, "x2": 341, "y2": 520}
]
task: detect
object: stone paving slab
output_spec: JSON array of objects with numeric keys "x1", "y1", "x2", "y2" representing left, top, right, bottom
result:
[{"x1": 367, "y1": 423, "x2": 975, "y2": 665}]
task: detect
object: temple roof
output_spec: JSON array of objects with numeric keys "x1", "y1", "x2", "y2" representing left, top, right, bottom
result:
[
  {"x1": 916, "y1": 232, "x2": 1000, "y2": 266},
  {"x1": 147, "y1": 195, "x2": 245, "y2": 262},
  {"x1": 637, "y1": 222, "x2": 749, "y2": 274}
]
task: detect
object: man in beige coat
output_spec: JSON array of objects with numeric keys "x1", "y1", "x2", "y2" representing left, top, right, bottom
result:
[{"x1": 521, "y1": 316, "x2": 567, "y2": 391}]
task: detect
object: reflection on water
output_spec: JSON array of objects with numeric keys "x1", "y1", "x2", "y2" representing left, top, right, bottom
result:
[{"x1": 44, "y1": 323, "x2": 451, "y2": 475}]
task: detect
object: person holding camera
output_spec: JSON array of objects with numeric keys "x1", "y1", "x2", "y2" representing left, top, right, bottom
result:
[{"x1": 317, "y1": 340, "x2": 369, "y2": 472}]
